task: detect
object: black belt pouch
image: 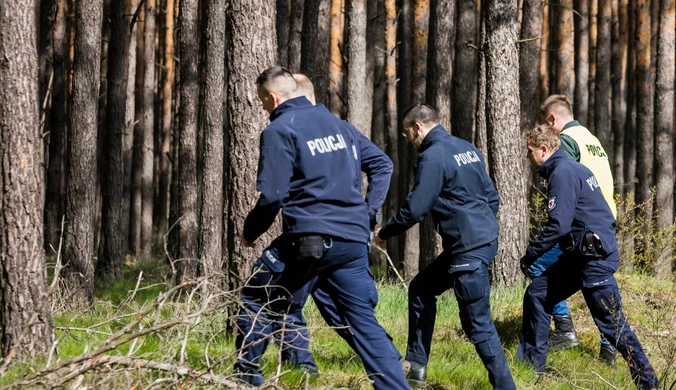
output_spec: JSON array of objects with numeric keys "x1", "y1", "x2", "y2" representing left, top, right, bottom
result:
[{"x1": 294, "y1": 235, "x2": 325, "y2": 261}]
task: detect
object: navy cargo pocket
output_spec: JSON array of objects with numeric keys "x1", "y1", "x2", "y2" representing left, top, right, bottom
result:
[
  {"x1": 449, "y1": 262, "x2": 487, "y2": 302},
  {"x1": 260, "y1": 248, "x2": 286, "y2": 273},
  {"x1": 366, "y1": 267, "x2": 379, "y2": 308}
]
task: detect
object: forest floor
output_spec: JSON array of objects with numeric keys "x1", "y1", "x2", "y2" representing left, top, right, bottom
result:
[{"x1": 1, "y1": 258, "x2": 675, "y2": 389}]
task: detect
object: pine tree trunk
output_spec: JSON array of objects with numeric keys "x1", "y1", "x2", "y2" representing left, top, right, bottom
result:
[
  {"x1": 225, "y1": 0, "x2": 278, "y2": 289},
  {"x1": 346, "y1": 0, "x2": 370, "y2": 136},
  {"x1": 654, "y1": 0, "x2": 674, "y2": 278},
  {"x1": 45, "y1": 0, "x2": 69, "y2": 252},
  {"x1": 451, "y1": 0, "x2": 477, "y2": 140},
  {"x1": 199, "y1": 0, "x2": 225, "y2": 276},
  {"x1": 277, "y1": 0, "x2": 290, "y2": 67},
  {"x1": 176, "y1": 0, "x2": 200, "y2": 282},
  {"x1": 384, "y1": 0, "x2": 401, "y2": 272},
  {"x1": 301, "y1": 0, "x2": 330, "y2": 106},
  {"x1": 95, "y1": 0, "x2": 111, "y2": 254},
  {"x1": 553, "y1": 0, "x2": 575, "y2": 100},
  {"x1": 485, "y1": 0, "x2": 527, "y2": 287},
  {"x1": 158, "y1": 0, "x2": 175, "y2": 252},
  {"x1": 130, "y1": 7, "x2": 145, "y2": 257},
  {"x1": 97, "y1": 0, "x2": 127, "y2": 281},
  {"x1": 588, "y1": 0, "x2": 598, "y2": 131},
  {"x1": 123, "y1": 0, "x2": 139, "y2": 258},
  {"x1": 621, "y1": 0, "x2": 636, "y2": 272},
  {"x1": 519, "y1": 0, "x2": 543, "y2": 132},
  {"x1": 371, "y1": 0, "x2": 386, "y2": 152},
  {"x1": 574, "y1": 0, "x2": 590, "y2": 124},
  {"x1": 539, "y1": 2, "x2": 549, "y2": 101},
  {"x1": 594, "y1": 0, "x2": 611, "y2": 154},
  {"x1": 288, "y1": 0, "x2": 304, "y2": 72},
  {"x1": 329, "y1": 0, "x2": 345, "y2": 116},
  {"x1": 0, "y1": 0, "x2": 56, "y2": 358},
  {"x1": 62, "y1": 0, "x2": 103, "y2": 309},
  {"x1": 141, "y1": 0, "x2": 157, "y2": 257},
  {"x1": 475, "y1": 10, "x2": 488, "y2": 165},
  {"x1": 611, "y1": 0, "x2": 625, "y2": 193}
]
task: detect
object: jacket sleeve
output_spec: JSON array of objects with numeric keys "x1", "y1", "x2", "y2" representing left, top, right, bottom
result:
[
  {"x1": 243, "y1": 126, "x2": 296, "y2": 243},
  {"x1": 378, "y1": 151, "x2": 443, "y2": 240},
  {"x1": 525, "y1": 166, "x2": 578, "y2": 261},
  {"x1": 357, "y1": 129, "x2": 393, "y2": 217}
]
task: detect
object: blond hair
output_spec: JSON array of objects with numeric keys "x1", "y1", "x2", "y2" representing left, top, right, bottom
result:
[
  {"x1": 293, "y1": 73, "x2": 316, "y2": 104},
  {"x1": 525, "y1": 124, "x2": 561, "y2": 151}
]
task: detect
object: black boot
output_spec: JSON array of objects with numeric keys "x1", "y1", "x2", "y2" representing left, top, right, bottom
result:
[
  {"x1": 599, "y1": 343, "x2": 617, "y2": 367},
  {"x1": 548, "y1": 314, "x2": 580, "y2": 351},
  {"x1": 401, "y1": 360, "x2": 427, "y2": 388}
]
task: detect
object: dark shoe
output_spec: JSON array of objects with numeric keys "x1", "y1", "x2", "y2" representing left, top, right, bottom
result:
[
  {"x1": 401, "y1": 360, "x2": 426, "y2": 388},
  {"x1": 599, "y1": 343, "x2": 617, "y2": 367},
  {"x1": 548, "y1": 315, "x2": 580, "y2": 351}
]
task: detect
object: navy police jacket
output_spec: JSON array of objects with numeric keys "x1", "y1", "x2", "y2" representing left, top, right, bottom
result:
[
  {"x1": 378, "y1": 126, "x2": 500, "y2": 254},
  {"x1": 524, "y1": 148, "x2": 618, "y2": 264},
  {"x1": 243, "y1": 96, "x2": 393, "y2": 244}
]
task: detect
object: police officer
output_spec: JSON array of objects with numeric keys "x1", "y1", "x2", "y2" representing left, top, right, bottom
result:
[
  {"x1": 530, "y1": 95, "x2": 618, "y2": 365},
  {"x1": 234, "y1": 66, "x2": 409, "y2": 389},
  {"x1": 517, "y1": 125, "x2": 659, "y2": 390},
  {"x1": 375, "y1": 104, "x2": 516, "y2": 389}
]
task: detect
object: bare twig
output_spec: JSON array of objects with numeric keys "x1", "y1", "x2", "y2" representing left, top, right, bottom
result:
[
  {"x1": 374, "y1": 246, "x2": 407, "y2": 288},
  {"x1": 591, "y1": 371, "x2": 619, "y2": 390}
]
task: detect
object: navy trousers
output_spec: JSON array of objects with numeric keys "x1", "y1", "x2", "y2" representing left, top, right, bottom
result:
[
  {"x1": 235, "y1": 237, "x2": 409, "y2": 389},
  {"x1": 517, "y1": 253, "x2": 659, "y2": 389},
  {"x1": 406, "y1": 240, "x2": 516, "y2": 390}
]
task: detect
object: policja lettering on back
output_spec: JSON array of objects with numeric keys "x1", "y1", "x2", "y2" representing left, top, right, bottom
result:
[{"x1": 306, "y1": 133, "x2": 347, "y2": 156}]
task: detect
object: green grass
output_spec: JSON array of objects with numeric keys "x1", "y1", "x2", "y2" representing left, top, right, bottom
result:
[{"x1": 2, "y1": 260, "x2": 675, "y2": 389}]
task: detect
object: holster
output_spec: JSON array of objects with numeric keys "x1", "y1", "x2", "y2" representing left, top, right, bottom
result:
[{"x1": 576, "y1": 230, "x2": 605, "y2": 258}]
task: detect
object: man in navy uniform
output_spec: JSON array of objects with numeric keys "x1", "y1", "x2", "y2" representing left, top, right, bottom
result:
[
  {"x1": 517, "y1": 124, "x2": 659, "y2": 390},
  {"x1": 375, "y1": 104, "x2": 516, "y2": 389},
  {"x1": 234, "y1": 66, "x2": 409, "y2": 389}
]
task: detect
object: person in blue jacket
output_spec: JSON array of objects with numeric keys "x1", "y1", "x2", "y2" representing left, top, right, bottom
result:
[
  {"x1": 375, "y1": 104, "x2": 516, "y2": 389},
  {"x1": 517, "y1": 124, "x2": 659, "y2": 390},
  {"x1": 234, "y1": 66, "x2": 409, "y2": 390}
]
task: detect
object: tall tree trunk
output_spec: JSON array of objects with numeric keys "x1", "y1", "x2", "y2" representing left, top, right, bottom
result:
[
  {"x1": 97, "y1": 0, "x2": 127, "y2": 281},
  {"x1": 371, "y1": 0, "x2": 386, "y2": 151},
  {"x1": 130, "y1": 7, "x2": 145, "y2": 256},
  {"x1": 421, "y1": 0, "x2": 454, "y2": 269},
  {"x1": 0, "y1": 0, "x2": 56, "y2": 358},
  {"x1": 588, "y1": 0, "x2": 598, "y2": 131},
  {"x1": 225, "y1": 0, "x2": 277, "y2": 289},
  {"x1": 329, "y1": 0, "x2": 344, "y2": 115},
  {"x1": 634, "y1": 0, "x2": 653, "y2": 234},
  {"x1": 200, "y1": 0, "x2": 225, "y2": 276},
  {"x1": 384, "y1": 0, "x2": 401, "y2": 272},
  {"x1": 45, "y1": 0, "x2": 69, "y2": 252},
  {"x1": 553, "y1": 0, "x2": 575, "y2": 100},
  {"x1": 475, "y1": 9, "x2": 488, "y2": 164},
  {"x1": 539, "y1": 1, "x2": 549, "y2": 101},
  {"x1": 277, "y1": 0, "x2": 290, "y2": 67},
  {"x1": 346, "y1": 0, "x2": 370, "y2": 136},
  {"x1": 141, "y1": 0, "x2": 157, "y2": 257},
  {"x1": 158, "y1": 0, "x2": 175, "y2": 252},
  {"x1": 485, "y1": 0, "x2": 527, "y2": 287},
  {"x1": 301, "y1": 0, "x2": 330, "y2": 106},
  {"x1": 594, "y1": 0, "x2": 611, "y2": 153},
  {"x1": 123, "y1": 0, "x2": 139, "y2": 257},
  {"x1": 288, "y1": 0, "x2": 304, "y2": 72},
  {"x1": 62, "y1": 0, "x2": 103, "y2": 308},
  {"x1": 654, "y1": 0, "x2": 674, "y2": 278},
  {"x1": 519, "y1": 0, "x2": 543, "y2": 132},
  {"x1": 176, "y1": 0, "x2": 200, "y2": 282},
  {"x1": 574, "y1": 0, "x2": 590, "y2": 124},
  {"x1": 452, "y1": 0, "x2": 477, "y2": 140},
  {"x1": 611, "y1": 0, "x2": 625, "y2": 193}
]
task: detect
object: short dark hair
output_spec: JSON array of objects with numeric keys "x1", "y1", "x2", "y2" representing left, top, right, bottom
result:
[
  {"x1": 256, "y1": 66, "x2": 297, "y2": 97},
  {"x1": 402, "y1": 103, "x2": 439, "y2": 127},
  {"x1": 539, "y1": 94, "x2": 573, "y2": 121}
]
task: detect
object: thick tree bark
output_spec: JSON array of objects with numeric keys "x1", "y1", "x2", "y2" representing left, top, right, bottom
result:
[
  {"x1": 451, "y1": 0, "x2": 477, "y2": 140},
  {"x1": 277, "y1": 0, "x2": 290, "y2": 67},
  {"x1": 123, "y1": 0, "x2": 139, "y2": 258},
  {"x1": 225, "y1": 0, "x2": 278, "y2": 289},
  {"x1": 475, "y1": 11, "x2": 488, "y2": 165},
  {"x1": 97, "y1": 0, "x2": 127, "y2": 281},
  {"x1": 654, "y1": 0, "x2": 674, "y2": 278},
  {"x1": 157, "y1": 0, "x2": 175, "y2": 252},
  {"x1": 574, "y1": 0, "x2": 590, "y2": 124},
  {"x1": 0, "y1": 0, "x2": 56, "y2": 358},
  {"x1": 611, "y1": 0, "x2": 625, "y2": 193},
  {"x1": 176, "y1": 0, "x2": 200, "y2": 282},
  {"x1": 329, "y1": 0, "x2": 344, "y2": 116},
  {"x1": 140, "y1": 0, "x2": 157, "y2": 257},
  {"x1": 45, "y1": 0, "x2": 69, "y2": 252},
  {"x1": 553, "y1": 0, "x2": 575, "y2": 100},
  {"x1": 346, "y1": 0, "x2": 371, "y2": 136},
  {"x1": 594, "y1": 0, "x2": 611, "y2": 155},
  {"x1": 288, "y1": 0, "x2": 304, "y2": 72},
  {"x1": 485, "y1": 0, "x2": 527, "y2": 287},
  {"x1": 588, "y1": 0, "x2": 598, "y2": 131},
  {"x1": 384, "y1": 0, "x2": 401, "y2": 271},
  {"x1": 62, "y1": 0, "x2": 103, "y2": 308},
  {"x1": 199, "y1": 0, "x2": 225, "y2": 276},
  {"x1": 301, "y1": 0, "x2": 331, "y2": 106},
  {"x1": 519, "y1": 0, "x2": 543, "y2": 132}
]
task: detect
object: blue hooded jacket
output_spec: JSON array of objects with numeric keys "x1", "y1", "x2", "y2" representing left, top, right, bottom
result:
[
  {"x1": 378, "y1": 125, "x2": 500, "y2": 254},
  {"x1": 243, "y1": 96, "x2": 393, "y2": 244}
]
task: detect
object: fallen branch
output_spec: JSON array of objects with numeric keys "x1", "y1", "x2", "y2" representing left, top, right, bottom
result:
[{"x1": 374, "y1": 246, "x2": 407, "y2": 288}]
